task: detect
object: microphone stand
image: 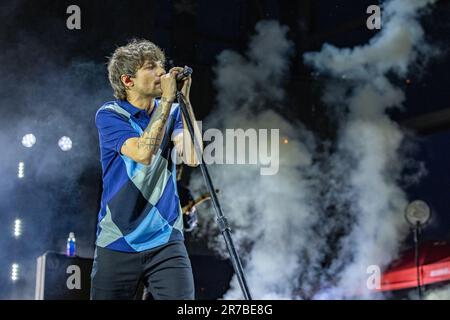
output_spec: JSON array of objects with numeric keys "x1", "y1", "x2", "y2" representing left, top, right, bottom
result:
[
  {"x1": 414, "y1": 222, "x2": 422, "y2": 300},
  {"x1": 176, "y1": 91, "x2": 253, "y2": 300}
]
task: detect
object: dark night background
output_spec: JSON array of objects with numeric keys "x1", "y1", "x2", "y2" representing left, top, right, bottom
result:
[{"x1": 0, "y1": 0, "x2": 449, "y2": 299}]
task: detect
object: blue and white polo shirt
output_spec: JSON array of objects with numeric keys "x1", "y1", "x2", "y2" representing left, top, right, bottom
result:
[{"x1": 95, "y1": 98, "x2": 184, "y2": 252}]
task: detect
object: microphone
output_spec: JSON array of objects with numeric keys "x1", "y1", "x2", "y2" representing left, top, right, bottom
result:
[{"x1": 176, "y1": 66, "x2": 193, "y2": 82}]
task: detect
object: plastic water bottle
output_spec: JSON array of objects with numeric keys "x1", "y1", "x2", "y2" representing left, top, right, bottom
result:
[{"x1": 66, "y1": 232, "x2": 76, "y2": 257}]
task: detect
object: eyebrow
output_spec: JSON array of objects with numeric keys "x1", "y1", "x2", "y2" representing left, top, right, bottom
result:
[{"x1": 143, "y1": 61, "x2": 164, "y2": 68}]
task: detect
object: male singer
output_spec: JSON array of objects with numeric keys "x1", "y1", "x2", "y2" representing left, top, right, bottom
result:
[{"x1": 91, "y1": 39, "x2": 201, "y2": 300}]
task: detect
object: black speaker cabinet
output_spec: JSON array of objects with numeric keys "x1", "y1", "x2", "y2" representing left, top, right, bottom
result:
[{"x1": 35, "y1": 251, "x2": 93, "y2": 300}]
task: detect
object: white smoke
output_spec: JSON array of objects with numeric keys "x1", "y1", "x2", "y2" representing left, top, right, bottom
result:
[
  {"x1": 0, "y1": 26, "x2": 108, "y2": 298},
  {"x1": 190, "y1": 20, "x2": 321, "y2": 299},
  {"x1": 425, "y1": 285, "x2": 450, "y2": 300},
  {"x1": 191, "y1": 0, "x2": 439, "y2": 300},
  {"x1": 304, "y1": 0, "x2": 437, "y2": 299}
]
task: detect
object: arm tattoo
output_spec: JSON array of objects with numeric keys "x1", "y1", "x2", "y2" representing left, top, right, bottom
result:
[{"x1": 137, "y1": 101, "x2": 171, "y2": 154}]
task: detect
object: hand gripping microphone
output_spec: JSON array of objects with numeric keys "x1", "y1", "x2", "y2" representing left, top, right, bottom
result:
[{"x1": 176, "y1": 66, "x2": 193, "y2": 82}]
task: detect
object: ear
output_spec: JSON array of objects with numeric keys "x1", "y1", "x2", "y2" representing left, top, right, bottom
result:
[{"x1": 121, "y1": 74, "x2": 134, "y2": 89}]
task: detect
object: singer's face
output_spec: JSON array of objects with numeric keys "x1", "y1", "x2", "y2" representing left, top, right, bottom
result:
[{"x1": 132, "y1": 60, "x2": 166, "y2": 98}]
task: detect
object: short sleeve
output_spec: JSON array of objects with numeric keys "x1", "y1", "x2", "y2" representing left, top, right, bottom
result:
[{"x1": 95, "y1": 108, "x2": 140, "y2": 154}]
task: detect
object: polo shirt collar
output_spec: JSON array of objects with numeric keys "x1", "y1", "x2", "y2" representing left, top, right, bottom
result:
[{"x1": 117, "y1": 99, "x2": 156, "y2": 116}]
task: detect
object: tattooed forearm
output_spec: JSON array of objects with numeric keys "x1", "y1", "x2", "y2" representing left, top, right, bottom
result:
[
  {"x1": 137, "y1": 100, "x2": 172, "y2": 157},
  {"x1": 137, "y1": 135, "x2": 160, "y2": 150}
]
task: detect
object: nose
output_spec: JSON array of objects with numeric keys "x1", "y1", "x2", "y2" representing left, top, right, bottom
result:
[{"x1": 157, "y1": 66, "x2": 166, "y2": 77}]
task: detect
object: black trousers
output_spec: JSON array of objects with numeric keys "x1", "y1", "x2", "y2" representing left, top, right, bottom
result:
[{"x1": 90, "y1": 240, "x2": 195, "y2": 300}]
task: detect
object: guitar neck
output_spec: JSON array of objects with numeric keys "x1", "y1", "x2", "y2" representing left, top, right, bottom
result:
[{"x1": 182, "y1": 193, "x2": 211, "y2": 214}]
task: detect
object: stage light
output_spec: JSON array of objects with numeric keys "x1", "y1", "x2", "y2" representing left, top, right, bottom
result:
[
  {"x1": 58, "y1": 136, "x2": 72, "y2": 151},
  {"x1": 11, "y1": 264, "x2": 19, "y2": 281},
  {"x1": 21, "y1": 133, "x2": 36, "y2": 148},
  {"x1": 17, "y1": 162, "x2": 25, "y2": 179},
  {"x1": 13, "y1": 219, "x2": 22, "y2": 238},
  {"x1": 405, "y1": 200, "x2": 431, "y2": 227}
]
